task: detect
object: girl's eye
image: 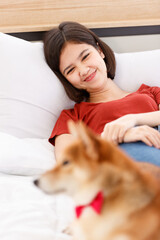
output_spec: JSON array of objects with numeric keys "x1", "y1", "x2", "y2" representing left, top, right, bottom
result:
[
  {"x1": 82, "y1": 53, "x2": 90, "y2": 61},
  {"x1": 67, "y1": 67, "x2": 74, "y2": 75}
]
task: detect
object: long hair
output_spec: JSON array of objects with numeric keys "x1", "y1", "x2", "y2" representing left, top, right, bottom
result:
[{"x1": 43, "y1": 21, "x2": 116, "y2": 103}]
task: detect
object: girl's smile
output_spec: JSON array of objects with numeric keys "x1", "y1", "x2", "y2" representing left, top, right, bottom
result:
[{"x1": 83, "y1": 69, "x2": 97, "y2": 82}]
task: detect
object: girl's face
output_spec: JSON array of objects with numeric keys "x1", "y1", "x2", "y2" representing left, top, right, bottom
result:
[{"x1": 59, "y1": 42, "x2": 108, "y2": 93}]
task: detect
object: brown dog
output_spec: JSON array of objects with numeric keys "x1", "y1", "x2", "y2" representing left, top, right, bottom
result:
[{"x1": 35, "y1": 121, "x2": 160, "y2": 240}]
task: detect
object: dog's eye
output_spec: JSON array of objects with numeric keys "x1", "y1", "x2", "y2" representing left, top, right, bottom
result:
[{"x1": 62, "y1": 160, "x2": 70, "y2": 166}]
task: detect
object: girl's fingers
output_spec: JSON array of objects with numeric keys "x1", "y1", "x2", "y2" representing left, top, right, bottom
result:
[
  {"x1": 140, "y1": 136, "x2": 153, "y2": 147},
  {"x1": 117, "y1": 128, "x2": 127, "y2": 143},
  {"x1": 137, "y1": 127, "x2": 160, "y2": 148},
  {"x1": 102, "y1": 124, "x2": 127, "y2": 143},
  {"x1": 146, "y1": 134, "x2": 160, "y2": 149}
]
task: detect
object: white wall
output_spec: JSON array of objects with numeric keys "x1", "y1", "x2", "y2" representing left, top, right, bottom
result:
[{"x1": 102, "y1": 34, "x2": 160, "y2": 53}]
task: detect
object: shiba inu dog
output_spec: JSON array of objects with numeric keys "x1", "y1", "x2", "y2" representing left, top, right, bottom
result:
[{"x1": 34, "y1": 121, "x2": 160, "y2": 240}]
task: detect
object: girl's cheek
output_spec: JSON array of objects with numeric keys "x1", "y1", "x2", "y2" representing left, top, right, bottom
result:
[
  {"x1": 68, "y1": 76, "x2": 77, "y2": 85},
  {"x1": 71, "y1": 73, "x2": 79, "y2": 83}
]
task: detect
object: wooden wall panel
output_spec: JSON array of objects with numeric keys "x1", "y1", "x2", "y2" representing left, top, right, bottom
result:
[{"x1": 0, "y1": 0, "x2": 160, "y2": 33}]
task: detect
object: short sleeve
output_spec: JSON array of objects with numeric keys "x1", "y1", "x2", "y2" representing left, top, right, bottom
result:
[
  {"x1": 49, "y1": 108, "x2": 78, "y2": 145},
  {"x1": 137, "y1": 84, "x2": 160, "y2": 105},
  {"x1": 151, "y1": 86, "x2": 160, "y2": 104}
]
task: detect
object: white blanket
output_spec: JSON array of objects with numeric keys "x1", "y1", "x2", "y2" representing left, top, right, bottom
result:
[
  {"x1": 0, "y1": 174, "x2": 74, "y2": 240},
  {"x1": 0, "y1": 132, "x2": 74, "y2": 240}
]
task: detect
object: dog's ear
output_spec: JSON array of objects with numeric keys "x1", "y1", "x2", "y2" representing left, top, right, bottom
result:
[{"x1": 68, "y1": 120, "x2": 99, "y2": 160}]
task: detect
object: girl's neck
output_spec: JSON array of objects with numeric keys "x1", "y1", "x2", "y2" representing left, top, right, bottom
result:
[{"x1": 88, "y1": 80, "x2": 130, "y2": 103}]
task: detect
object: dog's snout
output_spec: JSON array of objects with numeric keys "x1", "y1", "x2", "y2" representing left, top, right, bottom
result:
[{"x1": 34, "y1": 179, "x2": 39, "y2": 186}]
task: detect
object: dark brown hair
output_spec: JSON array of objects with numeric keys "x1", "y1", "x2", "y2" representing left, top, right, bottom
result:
[{"x1": 43, "y1": 21, "x2": 116, "y2": 103}]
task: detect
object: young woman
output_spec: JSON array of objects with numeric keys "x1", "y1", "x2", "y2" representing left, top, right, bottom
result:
[{"x1": 43, "y1": 21, "x2": 160, "y2": 166}]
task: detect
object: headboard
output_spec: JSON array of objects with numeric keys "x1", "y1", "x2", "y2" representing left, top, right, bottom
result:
[{"x1": 1, "y1": 0, "x2": 160, "y2": 40}]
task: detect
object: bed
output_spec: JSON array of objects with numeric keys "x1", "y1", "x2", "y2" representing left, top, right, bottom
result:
[{"x1": 0, "y1": 1, "x2": 160, "y2": 239}]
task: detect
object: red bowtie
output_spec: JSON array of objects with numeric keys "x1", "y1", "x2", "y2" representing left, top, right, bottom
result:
[{"x1": 75, "y1": 191, "x2": 104, "y2": 218}]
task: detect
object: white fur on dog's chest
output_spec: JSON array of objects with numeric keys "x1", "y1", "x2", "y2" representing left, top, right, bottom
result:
[{"x1": 73, "y1": 206, "x2": 128, "y2": 240}]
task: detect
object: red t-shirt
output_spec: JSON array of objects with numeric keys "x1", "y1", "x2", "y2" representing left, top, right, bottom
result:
[{"x1": 49, "y1": 84, "x2": 160, "y2": 145}]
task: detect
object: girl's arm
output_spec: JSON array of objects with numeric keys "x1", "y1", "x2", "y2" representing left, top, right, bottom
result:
[
  {"x1": 101, "y1": 110, "x2": 160, "y2": 144},
  {"x1": 54, "y1": 134, "x2": 75, "y2": 160},
  {"x1": 134, "y1": 110, "x2": 160, "y2": 127}
]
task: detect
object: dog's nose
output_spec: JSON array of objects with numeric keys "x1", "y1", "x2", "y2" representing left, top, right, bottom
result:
[{"x1": 33, "y1": 179, "x2": 39, "y2": 186}]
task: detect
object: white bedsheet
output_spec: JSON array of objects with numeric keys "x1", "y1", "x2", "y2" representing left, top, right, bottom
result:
[{"x1": 0, "y1": 174, "x2": 74, "y2": 240}]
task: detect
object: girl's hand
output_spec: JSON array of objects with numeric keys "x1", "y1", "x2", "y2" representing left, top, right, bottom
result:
[
  {"x1": 123, "y1": 125, "x2": 160, "y2": 149},
  {"x1": 101, "y1": 114, "x2": 136, "y2": 144}
]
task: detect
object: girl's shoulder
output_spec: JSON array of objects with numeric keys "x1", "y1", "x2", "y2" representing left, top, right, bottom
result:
[
  {"x1": 135, "y1": 83, "x2": 160, "y2": 104},
  {"x1": 136, "y1": 83, "x2": 160, "y2": 93}
]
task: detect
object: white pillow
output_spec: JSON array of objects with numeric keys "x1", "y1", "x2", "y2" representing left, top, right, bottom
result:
[
  {"x1": 114, "y1": 50, "x2": 160, "y2": 90},
  {"x1": 0, "y1": 131, "x2": 55, "y2": 176},
  {"x1": 0, "y1": 33, "x2": 74, "y2": 139}
]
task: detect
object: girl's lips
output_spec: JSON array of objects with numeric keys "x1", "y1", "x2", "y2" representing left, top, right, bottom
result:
[{"x1": 84, "y1": 70, "x2": 96, "y2": 82}]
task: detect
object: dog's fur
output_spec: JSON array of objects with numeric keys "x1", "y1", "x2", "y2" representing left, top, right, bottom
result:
[{"x1": 35, "y1": 121, "x2": 160, "y2": 240}]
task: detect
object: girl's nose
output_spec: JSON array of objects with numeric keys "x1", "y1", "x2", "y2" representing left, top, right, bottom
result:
[{"x1": 79, "y1": 66, "x2": 90, "y2": 77}]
